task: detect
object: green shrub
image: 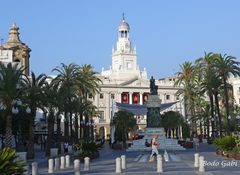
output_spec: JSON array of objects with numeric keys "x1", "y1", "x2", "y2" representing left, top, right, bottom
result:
[
  {"x1": 233, "y1": 147, "x2": 240, "y2": 154},
  {"x1": 0, "y1": 147, "x2": 26, "y2": 175},
  {"x1": 214, "y1": 136, "x2": 236, "y2": 151},
  {"x1": 74, "y1": 139, "x2": 100, "y2": 160}
]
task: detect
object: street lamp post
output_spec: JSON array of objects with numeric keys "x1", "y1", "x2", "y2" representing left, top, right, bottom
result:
[
  {"x1": 235, "y1": 115, "x2": 240, "y2": 133},
  {"x1": 211, "y1": 116, "x2": 215, "y2": 139},
  {"x1": 228, "y1": 115, "x2": 231, "y2": 134}
]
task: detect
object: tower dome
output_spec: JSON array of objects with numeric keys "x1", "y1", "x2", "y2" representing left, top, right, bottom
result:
[{"x1": 118, "y1": 14, "x2": 130, "y2": 32}]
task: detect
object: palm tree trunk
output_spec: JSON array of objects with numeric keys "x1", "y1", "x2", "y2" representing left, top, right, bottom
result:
[
  {"x1": 46, "y1": 112, "x2": 54, "y2": 156},
  {"x1": 56, "y1": 113, "x2": 61, "y2": 154},
  {"x1": 74, "y1": 114, "x2": 79, "y2": 142},
  {"x1": 223, "y1": 78, "x2": 231, "y2": 135},
  {"x1": 214, "y1": 92, "x2": 222, "y2": 137},
  {"x1": 209, "y1": 93, "x2": 214, "y2": 138},
  {"x1": 5, "y1": 114, "x2": 13, "y2": 148},
  {"x1": 80, "y1": 112, "x2": 83, "y2": 138},
  {"x1": 69, "y1": 112, "x2": 74, "y2": 144},
  {"x1": 64, "y1": 112, "x2": 69, "y2": 142},
  {"x1": 27, "y1": 110, "x2": 36, "y2": 159}
]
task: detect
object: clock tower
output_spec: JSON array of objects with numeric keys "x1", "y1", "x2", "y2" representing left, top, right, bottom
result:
[{"x1": 101, "y1": 15, "x2": 147, "y2": 80}]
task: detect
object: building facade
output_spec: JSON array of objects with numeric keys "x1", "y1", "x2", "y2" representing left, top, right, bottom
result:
[{"x1": 92, "y1": 16, "x2": 185, "y2": 138}]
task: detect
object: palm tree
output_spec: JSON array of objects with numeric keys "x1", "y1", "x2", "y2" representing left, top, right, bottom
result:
[
  {"x1": 52, "y1": 63, "x2": 79, "y2": 142},
  {"x1": 214, "y1": 54, "x2": 240, "y2": 134},
  {"x1": 76, "y1": 64, "x2": 101, "y2": 139},
  {"x1": 174, "y1": 61, "x2": 197, "y2": 135},
  {"x1": 42, "y1": 82, "x2": 59, "y2": 156},
  {"x1": 195, "y1": 52, "x2": 218, "y2": 138},
  {"x1": 0, "y1": 63, "x2": 25, "y2": 148},
  {"x1": 22, "y1": 72, "x2": 47, "y2": 158}
]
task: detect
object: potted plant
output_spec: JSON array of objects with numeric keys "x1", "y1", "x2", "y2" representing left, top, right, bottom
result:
[
  {"x1": 74, "y1": 139, "x2": 100, "y2": 162},
  {"x1": 214, "y1": 136, "x2": 236, "y2": 156},
  {"x1": 214, "y1": 138, "x2": 223, "y2": 155},
  {"x1": 233, "y1": 147, "x2": 240, "y2": 160},
  {"x1": 227, "y1": 149, "x2": 235, "y2": 158}
]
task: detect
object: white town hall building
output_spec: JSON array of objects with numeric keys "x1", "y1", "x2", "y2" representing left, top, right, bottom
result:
[{"x1": 91, "y1": 16, "x2": 185, "y2": 138}]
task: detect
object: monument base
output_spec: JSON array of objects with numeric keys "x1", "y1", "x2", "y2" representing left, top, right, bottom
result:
[
  {"x1": 127, "y1": 127, "x2": 185, "y2": 152},
  {"x1": 144, "y1": 127, "x2": 165, "y2": 139}
]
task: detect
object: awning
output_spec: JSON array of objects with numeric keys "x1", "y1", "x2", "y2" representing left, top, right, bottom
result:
[{"x1": 116, "y1": 101, "x2": 178, "y2": 115}]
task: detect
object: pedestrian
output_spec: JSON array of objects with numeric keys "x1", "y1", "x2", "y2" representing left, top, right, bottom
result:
[
  {"x1": 193, "y1": 136, "x2": 199, "y2": 152},
  {"x1": 149, "y1": 137, "x2": 159, "y2": 162},
  {"x1": 64, "y1": 142, "x2": 69, "y2": 153}
]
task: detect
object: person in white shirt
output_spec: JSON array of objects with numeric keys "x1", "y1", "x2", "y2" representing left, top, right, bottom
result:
[{"x1": 149, "y1": 137, "x2": 159, "y2": 162}]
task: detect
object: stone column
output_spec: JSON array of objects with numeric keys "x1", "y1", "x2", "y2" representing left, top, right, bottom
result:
[
  {"x1": 60, "y1": 156, "x2": 65, "y2": 169},
  {"x1": 194, "y1": 153, "x2": 199, "y2": 168},
  {"x1": 157, "y1": 154, "x2": 163, "y2": 173},
  {"x1": 199, "y1": 156, "x2": 205, "y2": 172},
  {"x1": 129, "y1": 92, "x2": 132, "y2": 104},
  {"x1": 74, "y1": 159, "x2": 80, "y2": 175},
  {"x1": 48, "y1": 159, "x2": 54, "y2": 173},
  {"x1": 54, "y1": 158, "x2": 60, "y2": 171},
  {"x1": 84, "y1": 157, "x2": 90, "y2": 171},
  {"x1": 121, "y1": 155, "x2": 126, "y2": 170},
  {"x1": 140, "y1": 93, "x2": 143, "y2": 105},
  {"x1": 115, "y1": 157, "x2": 121, "y2": 173},
  {"x1": 32, "y1": 162, "x2": 38, "y2": 175},
  {"x1": 66, "y1": 155, "x2": 70, "y2": 168}
]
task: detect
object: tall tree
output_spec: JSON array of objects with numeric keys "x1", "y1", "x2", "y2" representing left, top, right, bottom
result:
[
  {"x1": 174, "y1": 61, "x2": 197, "y2": 135},
  {"x1": 0, "y1": 63, "x2": 25, "y2": 148},
  {"x1": 113, "y1": 110, "x2": 136, "y2": 148},
  {"x1": 52, "y1": 63, "x2": 79, "y2": 142},
  {"x1": 214, "y1": 54, "x2": 240, "y2": 134},
  {"x1": 195, "y1": 52, "x2": 218, "y2": 138}
]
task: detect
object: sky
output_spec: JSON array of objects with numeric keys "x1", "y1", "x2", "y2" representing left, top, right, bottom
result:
[{"x1": 1, "y1": 1, "x2": 240, "y2": 79}]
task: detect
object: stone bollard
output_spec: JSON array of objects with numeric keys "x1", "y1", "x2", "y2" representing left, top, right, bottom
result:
[
  {"x1": 194, "y1": 153, "x2": 199, "y2": 168},
  {"x1": 84, "y1": 157, "x2": 90, "y2": 171},
  {"x1": 32, "y1": 162, "x2": 38, "y2": 175},
  {"x1": 54, "y1": 158, "x2": 60, "y2": 171},
  {"x1": 164, "y1": 150, "x2": 169, "y2": 162},
  {"x1": 60, "y1": 156, "x2": 65, "y2": 169},
  {"x1": 48, "y1": 159, "x2": 54, "y2": 173},
  {"x1": 199, "y1": 156, "x2": 205, "y2": 172},
  {"x1": 74, "y1": 159, "x2": 80, "y2": 175},
  {"x1": 157, "y1": 154, "x2": 163, "y2": 173},
  {"x1": 121, "y1": 155, "x2": 126, "y2": 170},
  {"x1": 116, "y1": 157, "x2": 122, "y2": 173},
  {"x1": 66, "y1": 155, "x2": 70, "y2": 169}
]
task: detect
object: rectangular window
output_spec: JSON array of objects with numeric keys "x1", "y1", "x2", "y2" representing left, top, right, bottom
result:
[
  {"x1": 111, "y1": 94, "x2": 115, "y2": 99},
  {"x1": 99, "y1": 111, "x2": 104, "y2": 119},
  {"x1": 166, "y1": 95, "x2": 170, "y2": 100},
  {"x1": 88, "y1": 93, "x2": 93, "y2": 99},
  {"x1": 100, "y1": 93, "x2": 104, "y2": 99}
]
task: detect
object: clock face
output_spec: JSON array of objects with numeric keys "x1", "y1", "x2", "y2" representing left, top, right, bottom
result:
[{"x1": 125, "y1": 43, "x2": 129, "y2": 49}]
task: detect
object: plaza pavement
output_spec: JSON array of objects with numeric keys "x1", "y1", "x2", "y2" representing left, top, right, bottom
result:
[{"x1": 27, "y1": 143, "x2": 240, "y2": 175}]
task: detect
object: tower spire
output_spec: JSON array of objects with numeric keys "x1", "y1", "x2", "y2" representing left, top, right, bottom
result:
[{"x1": 122, "y1": 13, "x2": 125, "y2": 21}]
